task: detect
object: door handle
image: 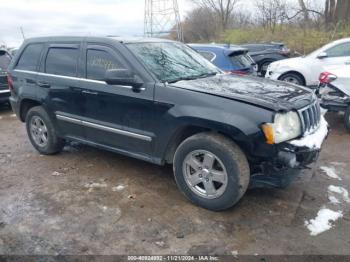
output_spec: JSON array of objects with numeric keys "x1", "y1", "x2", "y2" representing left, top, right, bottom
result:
[
  {"x1": 37, "y1": 81, "x2": 50, "y2": 88},
  {"x1": 82, "y1": 90, "x2": 98, "y2": 95}
]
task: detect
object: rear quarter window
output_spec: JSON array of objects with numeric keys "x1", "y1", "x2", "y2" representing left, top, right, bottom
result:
[
  {"x1": 45, "y1": 47, "x2": 79, "y2": 77},
  {"x1": 16, "y1": 43, "x2": 44, "y2": 71}
]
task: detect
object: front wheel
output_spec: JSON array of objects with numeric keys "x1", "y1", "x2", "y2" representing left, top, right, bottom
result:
[
  {"x1": 173, "y1": 132, "x2": 250, "y2": 211},
  {"x1": 25, "y1": 106, "x2": 65, "y2": 155},
  {"x1": 344, "y1": 106, "x2": 350, "y2": 132}
]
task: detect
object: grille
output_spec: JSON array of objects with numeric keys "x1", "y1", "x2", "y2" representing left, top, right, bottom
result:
[{"x1": 298, "y1": 101, "x2": 321, "y2": 134}]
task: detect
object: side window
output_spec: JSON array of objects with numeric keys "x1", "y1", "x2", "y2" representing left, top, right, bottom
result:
[
  {"x1": 86, "y1": 49, "x2": 124, "y2": 81},
  {"x1": 198, "y1": 51, "x2": 215, "y2": 62},
  {"x1": 326, "y1": 43, "x2": 350, "y2": 57},
  {"x1": 16, "y1": 43, "x2": 43, "y2": 71},
  {"x1": 45, "y1": 47, "x2": 79, "y2": 77}
]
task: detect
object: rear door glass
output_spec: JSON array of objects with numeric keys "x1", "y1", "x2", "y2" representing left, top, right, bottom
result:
[
  {"x1": 16, "y1": 43, "x2": 44, "y2": 71},
  {"x1": 230, "y1": 54, "x2": 253, "y2": 68},
  {"x1": 45, "y1": 47, "x2": 79, "y2": 77}
]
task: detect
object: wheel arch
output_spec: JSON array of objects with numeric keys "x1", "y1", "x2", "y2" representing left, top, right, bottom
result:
[
  {"x1": 19, "y1": 98, "x2": 42, "y2": 122},
  {"x1": 163, "y1": 122, "x2": 251, "y2": 164}
]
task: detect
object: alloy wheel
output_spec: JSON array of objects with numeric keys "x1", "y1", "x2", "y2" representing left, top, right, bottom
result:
[
  {"x1": 182, "y1": 150, "x2": 228, "y2": 199},
  {"x1": 30, "y1": 116, "x2": 48, "y2": 147}
]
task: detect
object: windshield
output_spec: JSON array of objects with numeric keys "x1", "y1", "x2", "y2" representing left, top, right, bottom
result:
[
  {"x1": 0, "y1": 52, "x2": 11, "y2": 71},
  {"x1": 126, "y1": 42, "x2": 220, "y2": 83}
]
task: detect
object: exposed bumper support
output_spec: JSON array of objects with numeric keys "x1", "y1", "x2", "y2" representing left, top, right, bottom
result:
[{"x1": 250, "y1": 117, "x2": 328, "y2": 189}]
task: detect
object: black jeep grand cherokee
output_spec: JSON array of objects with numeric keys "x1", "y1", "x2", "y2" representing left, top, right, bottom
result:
[{"x1": 8, "y1": 37, "x2": 328, "y2": 211}]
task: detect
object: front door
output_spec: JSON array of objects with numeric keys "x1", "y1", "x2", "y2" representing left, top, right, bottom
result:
[{"x1": 81, "y1": 44, "x2": 154, "y2": 158}]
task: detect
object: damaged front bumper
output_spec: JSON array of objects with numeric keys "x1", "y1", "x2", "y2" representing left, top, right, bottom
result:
[{"x1": 250, "y1": 116, "x2": 329, "y2": 189}]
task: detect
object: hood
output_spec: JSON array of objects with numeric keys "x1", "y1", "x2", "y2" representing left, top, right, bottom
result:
[
  {"x1": 269, "y1": 57, "x2": 305, "y2": 70},
  {"x1": 170, "y1": 74, "x2": 314, "y2": 111}
]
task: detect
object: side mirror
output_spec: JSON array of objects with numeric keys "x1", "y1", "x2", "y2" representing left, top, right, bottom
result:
[
  {"x1": 317, "y1": 52, "x2": 328, "y2": 59},
  {"x1": 104, "y1": 69, "x2": 143, "y2": 90}
]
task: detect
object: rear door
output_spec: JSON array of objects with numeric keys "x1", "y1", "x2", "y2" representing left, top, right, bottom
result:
[
  {"x1": 37, "y1": 43, "x2": 86, "y2": 139},
  {"x1": 81, "y1": 44, "x2": 154, "y2": 157}
]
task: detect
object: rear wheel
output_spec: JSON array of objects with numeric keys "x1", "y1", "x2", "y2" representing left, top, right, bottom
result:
[
  {"x1": 279, "y1": 72, "x2": 305, "y2": 86},
  {"x1": 173, "y1": 132, "x2": 250, "y2": 211},
  {"x1": 344, "y1": 106, "x2": 350, "y2": 132},
  {"x1": 25, "y1": 106, "x2": 65, "y2": 155}
]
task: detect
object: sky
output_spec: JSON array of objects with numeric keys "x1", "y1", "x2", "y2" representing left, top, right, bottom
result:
[{"x1": 0, "y1": 0, "x2": 195, "y2": 47}]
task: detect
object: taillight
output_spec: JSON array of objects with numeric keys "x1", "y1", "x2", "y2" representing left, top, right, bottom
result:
[
  {"x1": 279, "y1": 47, "x2": 291, "y2": 56},
  {"x1": 319, "y1": 72, "x2": 337, "y2": 84},
  {"x1": 7, "y1": 73, "x2": 14, "y2": 90}
]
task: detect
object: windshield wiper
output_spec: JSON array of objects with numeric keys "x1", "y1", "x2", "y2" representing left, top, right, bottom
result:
[{"x1": 167, "y1": 72, "x2": 217, "y2": 84}]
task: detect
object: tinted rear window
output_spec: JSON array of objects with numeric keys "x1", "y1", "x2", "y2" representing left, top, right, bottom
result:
[
  {"x1": 229, "y1": 54, "x2": 253, "y2": 69},
  {"x1": 16, "y1": 43, "x2": 44, "y2": 71},
  {"x1": 0, "y1": 52, "x2": 11, "y2": 70},
  {"x1": 45, "y1": 48, "x2": 79, "y2": 77}
]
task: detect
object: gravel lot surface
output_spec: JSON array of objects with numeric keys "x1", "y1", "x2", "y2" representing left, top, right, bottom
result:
[{"x1": 0, "y1": 104, "x2": 349, "y2": 255}]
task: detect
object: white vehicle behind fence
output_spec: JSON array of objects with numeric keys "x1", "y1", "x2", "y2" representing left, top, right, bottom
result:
[{"x1": 266, "y1": 38, "x2": 350, "y2": 87}]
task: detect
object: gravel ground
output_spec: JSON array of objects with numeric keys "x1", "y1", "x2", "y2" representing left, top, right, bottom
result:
[{"x1": 0, "y1": 104, "x2": 349, "y2": 255}]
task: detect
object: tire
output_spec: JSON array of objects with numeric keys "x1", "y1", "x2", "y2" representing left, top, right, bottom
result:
[
  {"x1": 279, "y1": 72, "x2": 305, "y2": 86},
  {"x1": 25, "y1": 106, "x2": 65, "y2": 155},
  {"x1": 173, "y1": 132, "x2": 250, "y2": 211},
  {"x1": 344, "y1": 106, "x2": 350, "y2": 132}
]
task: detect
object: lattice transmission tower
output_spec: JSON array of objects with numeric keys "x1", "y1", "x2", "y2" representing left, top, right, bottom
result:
[{"x1": 144, "y1": 0, "x2": 184, "y2": 42}]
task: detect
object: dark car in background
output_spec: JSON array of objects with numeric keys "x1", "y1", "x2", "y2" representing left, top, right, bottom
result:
[
  {"x1": 0, "y1": 49, "x2": 12, "y2": 104},
  {"x1": 240, "y1": 42, "x2": 291, "y2": 76},
  {"x1": 189, "y1": 43, "x2": 257, "y2": 75}
]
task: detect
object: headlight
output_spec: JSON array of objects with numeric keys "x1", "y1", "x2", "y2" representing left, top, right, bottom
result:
[{"x1": 262, "y1": 111, "x2": 302, "y2": 144}]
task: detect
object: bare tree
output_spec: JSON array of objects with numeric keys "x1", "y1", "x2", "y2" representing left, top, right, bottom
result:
[
  {"x1": 298, "y1": 0, "x2": 309, "y2": 24},
  {"x1": 254, "y1": 0, "x2": 289, "y2": 33},
  {"x1": 333, "y1": 0, "x2": 350, "y2": 23},
  {"x1": 191, "y1": 0, "x2": 241, "y2": 30},
  {"x1": 180, "y1": 7, "x2": 219, "y2": 42},
  {"x1": 324, "y1": 0, "x2": 350, "y2": 27}
]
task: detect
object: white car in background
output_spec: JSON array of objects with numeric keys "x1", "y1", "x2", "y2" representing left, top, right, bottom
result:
[
  {"x1": 318, "y1": 65, "x2": 350, "y2": 130},
  {"x1": 266, "y1": 38, "x2": 350, "y2": 87}
]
